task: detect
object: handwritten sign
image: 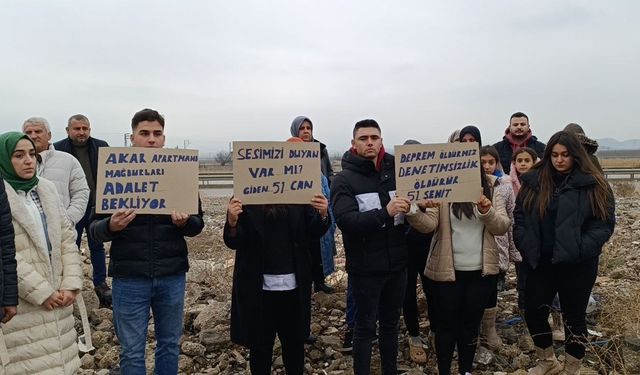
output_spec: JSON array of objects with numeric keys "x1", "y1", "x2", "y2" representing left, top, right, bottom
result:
[
  {"x1": 96, "y1": 147, "x2": 199, "y2": 214},
  {"x1": 233, "y1": 141, "x2": 321, "y2": 204},
  {"x1": 394, "y1": 142, "x2": 481, "y2": 203}
]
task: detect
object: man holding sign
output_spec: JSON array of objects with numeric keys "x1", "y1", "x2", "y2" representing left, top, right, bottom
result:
[
  {"x1": 90, "y1": 109, "x2": 204, "y2": 374},
  {"x1": 331, "y1": 119, "x2": 410, "y2": 375}
]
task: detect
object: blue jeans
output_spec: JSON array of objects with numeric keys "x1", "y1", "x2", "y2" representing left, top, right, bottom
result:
[
  {"x1": 76, "y1": 206, "x2": 107, "y2": 286},
  {"x1": 351, "y1": 269, "x2": 407, "y2": 375},
  {"x1": 112, "y1": 273, "x2": 186, "y2": 375}
]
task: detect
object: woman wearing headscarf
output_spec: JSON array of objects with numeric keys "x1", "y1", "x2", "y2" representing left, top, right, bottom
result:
[
  {"x1": 0, "y1": 132, "x2": 83, "y2": 374},
  {"x1": 406, "y1": 126, "x2": 511, "y2": 375}
]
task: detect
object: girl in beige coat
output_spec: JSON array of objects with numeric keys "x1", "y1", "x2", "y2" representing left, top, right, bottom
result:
[
  {"x1": 406, "y1": 126, "x2": 510, "y2": 375},
  {"x1": 0, "y1": 132, "x2": 83, "y2": 374}
]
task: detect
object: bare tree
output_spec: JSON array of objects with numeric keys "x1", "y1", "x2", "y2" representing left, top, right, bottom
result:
[{"x1": 214, "y1": 150, "x2": 232, "y2": 166}]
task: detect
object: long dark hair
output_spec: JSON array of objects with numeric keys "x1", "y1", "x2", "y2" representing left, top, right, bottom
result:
[
  {"x1": 520, "y1": 131, "x2": 610, "y2": 220},
  {"x1": 452, "y1": 160, "x2": 493, "y2": 220}
]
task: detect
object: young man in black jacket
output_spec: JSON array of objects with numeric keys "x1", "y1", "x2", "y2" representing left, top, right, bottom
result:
[
  {"x1": 331, "y1": 119, "x2": 410, "y2": 375},
  {"x1": 54, "y1": 114, "x2": 112, "y2": 307},
  {"x1": 90, "y1": 109, "x2": 204, "y2": 374}
]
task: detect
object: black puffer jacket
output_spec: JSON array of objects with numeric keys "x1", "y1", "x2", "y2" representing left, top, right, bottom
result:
[
  {"x1": 493, "y1": 135, "x2": 546, "y2": 174},
  {"x1": 223, "y1": 205, "x2": 329, "y2": 347},
  {"x1": 513, "y1": 168, "x2": 615, "y2": 269},
  {"x1": 89, "y1": 200, "x2": 204, "y2": 278},
  {"x1": 331, "y1": 151, "x2": 407, "y2": 276},
  {"x1": 0, "y1": 180, "x2": 18, "y2": 307}
]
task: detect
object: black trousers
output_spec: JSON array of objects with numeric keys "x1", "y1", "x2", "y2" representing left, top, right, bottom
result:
[
  {"x1": 402, "y1": 232, "x2": 434, "y2": 336},
  {"x1": 524, "y1": 257, "x2": 598, "y2": 359},
  {"x1": 310, "y1": 241, "x2": 325, "y2": 284},
  {"x1": 515, "y1": 262, "x2": 527, "y2": 311},
  {"x1": 432, "y1": 271, "x2": 497, "y2": 375},
  {"x1": 351, "y1": 269, "x2": 407, "y2": 375},
  {"x1": 250, "y1": 289, "x2": 304, "y2": 375}
]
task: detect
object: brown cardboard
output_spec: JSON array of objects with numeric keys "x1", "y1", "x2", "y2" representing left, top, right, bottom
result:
[
  {"x1": 394, "y1": 142, "x2": 482, "y2": 203},
  {"x1": 232, "y1": 141, "x2": 322, "y2": 204},
  {"x1": 96, "y1": 147, "x2": 199, "y2": 214}
]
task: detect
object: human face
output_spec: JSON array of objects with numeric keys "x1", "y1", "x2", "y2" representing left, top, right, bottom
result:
[
  {"x1": 11, "y1": 139, "x2": 37, "y2": 179},
  {"x1": 23, "y1": 123, "x2": 51, "y2": 153},
  {"x1": 351, "y1": 127, "x2": 382, "y2": 160},
  {"x1": 550, "y1": 143, "x2": 574, "y2": 174},
  {"x1": 297, "y1": 121, "x2": 313, "y2": 142},
  {"x1": 481, "y1": 155, "x2": 497, "y2": 175},
  {"x1": 509, "y1": 117, "x2": 530, "y2": 139},
  {"x1": 514, "y1": 151, "x2": 534, "y2": 175},
  {"x1": 130, "y1": 121, "x2": 165, "y2": 148},
  {"x1": 67, "y1": 119, "x2": 91, "y2": 145},
  {"x1": 461, "y1": 133, "x2": 476, "y2": 143}
]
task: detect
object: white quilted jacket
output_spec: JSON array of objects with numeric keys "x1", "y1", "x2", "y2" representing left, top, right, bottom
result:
[{"x1": 0, "y1": 178, "x2": 82, "y2": 374}]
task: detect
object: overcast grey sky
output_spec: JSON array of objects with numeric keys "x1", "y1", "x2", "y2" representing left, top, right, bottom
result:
[{"x1": 1, "y1": 1, "x2": 638, "y2": 156}]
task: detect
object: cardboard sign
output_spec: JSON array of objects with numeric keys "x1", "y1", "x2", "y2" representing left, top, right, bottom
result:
[
  {"x1": 394, "y1": 142, "x2": 481, "y2": 203},
  {"x1": 232, "y1": 141, "x2": 322, "y2": 204},
  {"x1": 96, "y1": 147, "x2": 199, "y2": 214}
]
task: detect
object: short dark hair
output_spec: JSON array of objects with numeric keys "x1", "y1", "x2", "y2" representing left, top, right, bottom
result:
[
  {"x1": 68, "y1": 114, "x2": 90, "y2": 127},
  {"x1": 131, "y1": 108, "x2": 165, "y2": 130},
  {"x1": 352, "y1": 119, "x2": 381, "y2": 138},
  {"x1": 509, "y1": 112, "x2": 529, "y2": 122}
]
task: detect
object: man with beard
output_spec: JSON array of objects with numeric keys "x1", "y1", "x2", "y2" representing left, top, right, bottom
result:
[
  {"x1": 493, "y1": 112, "x2": 546, "y2": 174},
  {"x1": 54, "y1": 114, "x2": 111, "y2": 307}
]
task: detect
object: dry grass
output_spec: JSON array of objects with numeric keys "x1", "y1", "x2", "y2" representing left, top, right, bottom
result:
[
  {"x1": 612, "y1": 181, "x2": 638, "y2": 198},
  {"x1": 591, "y1": 287, "x2": 640, "y2": 374},
  {"x1": 600, "y1": 158, "x2": 640, "y2": 169},
  {"x1": 599, "y1": 287, "x2": 640, "y2": 339}
]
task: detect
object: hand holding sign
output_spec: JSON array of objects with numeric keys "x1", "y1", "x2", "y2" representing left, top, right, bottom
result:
[
  {"x1": 418, "y1": 200, "x2": 440, "y2": 210},
  {"x1": 171, "y1": 211, "x2": 189, "y2": 228},
  {"x1": 476, "y1": 194, "x2": 492, "y2": 214},
  {"x1": 227, "y1": 198, "x2": 243, "y2": 227},
  {"x1": 109, "y1": 208, "x2": 136, "y2": 232},
  {"x1": 387, "y1": 197, "x2": 411, "y2": 216},
  {"x1": 310, "y1": 194, "x2": 328, "y2": 218}
]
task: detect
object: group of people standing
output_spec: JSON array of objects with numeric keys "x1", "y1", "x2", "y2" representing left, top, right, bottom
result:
[
  {"x1": 0, "y1": 108, "x2": 615, "y2": 375},
  {"x1": 224, "y1": 112, "x2": 615, "y2": 375},
  {"x1": 1, "y1": 109, "x2": 204, "y2": 374}
]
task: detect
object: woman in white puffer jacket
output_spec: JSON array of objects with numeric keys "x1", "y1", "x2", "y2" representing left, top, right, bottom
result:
[{"x1": 0, "y1": 132, "x2": 83, "y2": 375}]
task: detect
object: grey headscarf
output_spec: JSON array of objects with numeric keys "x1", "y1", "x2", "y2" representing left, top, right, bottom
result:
[{"x1": 290, "y1": 116, "x2": 313, "y2": 138}]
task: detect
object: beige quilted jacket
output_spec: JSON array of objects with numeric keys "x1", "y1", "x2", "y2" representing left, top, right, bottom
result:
[
  {"x1": 406, "y1": 175, "x2": 511, "y2": 282},
  {"x1": 1, "y1": 178, "x2": 82, "y2": 374}
]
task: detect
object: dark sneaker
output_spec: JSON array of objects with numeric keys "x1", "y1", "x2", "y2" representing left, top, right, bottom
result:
[
  {"x1": 95, "y1": 282, "x2": 113, "y2": 308},
  {"x1": 340, "y1": 328, "x2": 354, "y2": 354},
  {"x1": 314, "y1": 283, "x2": 335, "y2": 294}
]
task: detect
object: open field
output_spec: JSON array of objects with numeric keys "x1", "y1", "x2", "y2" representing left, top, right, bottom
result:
[
  {"x1": 600, "y1": 158, "x2": 640, "y2": 169},
  {"x1": 75, "y1": 180, "x2": 640, "y2": 374}
]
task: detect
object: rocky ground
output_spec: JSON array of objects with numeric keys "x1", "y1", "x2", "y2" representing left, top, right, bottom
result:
[{"x1": 76, "y1": 182, "x2": 640, "y2": 374}]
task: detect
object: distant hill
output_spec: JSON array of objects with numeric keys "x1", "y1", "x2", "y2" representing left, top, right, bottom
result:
[{"x1": 597, "y1": 138, "x2": 640, "y2": 150}]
